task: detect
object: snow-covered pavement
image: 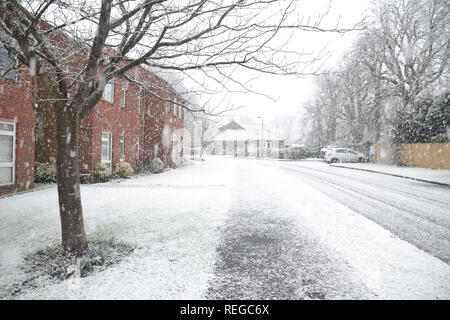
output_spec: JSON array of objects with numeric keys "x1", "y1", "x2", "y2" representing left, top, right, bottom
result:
[
  {"x1": 329, "y1": 162, "x2": 450, "y2": 185},
  {"x1": 1, "y1": 157, "x2": 450, "y2": 299},
  {"x1": 1, "y1": 161, "x2": 233, "y2": 299}
]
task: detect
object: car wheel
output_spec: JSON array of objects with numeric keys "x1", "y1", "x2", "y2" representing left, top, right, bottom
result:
[
  {"x1": 358, "y1": 157, "x2": 364, "y2": 163},
  {"x1": 331, "y1": 158, "x2": 338, "y2": 163}
]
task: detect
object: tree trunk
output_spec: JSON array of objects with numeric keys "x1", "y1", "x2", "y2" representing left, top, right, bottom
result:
[{"x1": 56, "y1": 102, "x2": 88, "y2": 253}]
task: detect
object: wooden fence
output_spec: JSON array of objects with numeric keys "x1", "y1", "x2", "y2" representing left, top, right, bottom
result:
[{"x1": 372, "y1": 143, "x2": 449, "y2": 170}]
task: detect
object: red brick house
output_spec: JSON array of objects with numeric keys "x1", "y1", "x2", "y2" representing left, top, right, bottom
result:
[
  {"x1": 0, "y1": 52, "x2": 36, "y2": 195},
  {"x1": 1, "y1": 45, "x2": 184, "y2": 195},
  {"x1": 35, "y1": 65, "x2": 185, "y2": 178}
]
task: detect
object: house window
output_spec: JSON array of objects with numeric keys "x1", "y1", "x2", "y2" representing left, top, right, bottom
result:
[
  {"x1": 0, "y1": 121, "x2": 16, "y2": 185},
  {"x1": 101, "y1": 132, "x2": 112, "y2": 171},
  {"x1": 121, "y1": 88, "x2": 126, "y2": 108},
  {"x1": 173, "y1": 101, "x2": 177, "y2": 117},
  {"x1": 179, "y1": 105, "x2": 182, "y2": 119},
  {"x1": 0, "y1": 45, "x2": 17, "y2": 79},
  {"x1": 120, "y1": 135, "x2": 125, "y2": 162},
  {"x1": 102, "y1": 79, "x2": 114, "y2": 103}
]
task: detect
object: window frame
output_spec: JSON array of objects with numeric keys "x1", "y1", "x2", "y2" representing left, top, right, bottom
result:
[
  {"x1": 102, "y1": 79, "x2": 115, "y2": 104},
  {"x1": 120, "y1": 87, "x2": 126, "y2": 108},
  {"x1": 101, "y1": 132, "x2": 112, "y2": 171},
  {"x1": 0, "y1": 120, "x2": 16, "y2": 186}
]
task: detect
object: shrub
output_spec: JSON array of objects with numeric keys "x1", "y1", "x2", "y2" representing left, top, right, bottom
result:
[
  {"x1": 34, "y1": 157, "x2": 57, "y2": 183},
  {"x1": 93, "y1": 162, "x2": 112, "y2": 182},
  {"x1": 134, "y1": 164, "x2": 151, "y2": 174},
  {"x1": 114, "y1": 162, "x2": 133, "y2": 178},
  {"x1": 173, "y1": 158, "x2": 190, "y2": 168},
  {"x1": 150, "y1": 158, "x2": 165, "y2": 174}
]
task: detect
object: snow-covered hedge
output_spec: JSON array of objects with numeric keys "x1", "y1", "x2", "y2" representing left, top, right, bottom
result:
[
  {"x1": 150, "y1": 158, "x2": 165, "y2": 174},
  {"x1": 34, "y1": 157, "x2": 57, "y2": 183},
  {"x1": 93, "y1": 162, "x2": 112, "y2": 182},
  {"x1": 114, "y1": 162, "x2": 134, "y2": 178}
]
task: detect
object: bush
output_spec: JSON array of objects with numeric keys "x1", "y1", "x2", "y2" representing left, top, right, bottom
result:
[
  {"x1": 93, "y1": 162, "x2": 112, "y2": 182},
  {"x1": 34, "y1": 157, "x2": 57, "y2": 183},
  {"x1": 150, "y1": 158, "x2": 165, "y2": 174},
  {"x1": 278, "y1": 146, "x2": 320, "y2": 160},
  {"x1": 114, "y1": 162, "x2": 133, "y2": 178},
  {"x1": 134, "y1": 164, "x2": 152, "y2": 174}
]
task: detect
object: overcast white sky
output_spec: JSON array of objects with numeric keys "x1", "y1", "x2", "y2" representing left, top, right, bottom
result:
[{"x1": 191, "y1": 0, "x2": 372, "y2": 124}]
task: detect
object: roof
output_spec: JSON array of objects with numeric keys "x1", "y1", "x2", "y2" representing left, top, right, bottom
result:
[
  {"x1": 218, "y1": 120, "x2": 246, "y2": 132},
  {"x1": 213, "y1": 120, "x2": 281, "y2": 142}
]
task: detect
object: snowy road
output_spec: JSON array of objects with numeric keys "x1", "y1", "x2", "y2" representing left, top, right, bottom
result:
[
  {"x1": 1, "y1": 157, "x2": 450, "y2": 299},
  {"x1": 258, "y1": 160, "x2": 450, "y2": 264},
  {"x1": 205, "y1": 158, "x2": 450, "y2": 299}
]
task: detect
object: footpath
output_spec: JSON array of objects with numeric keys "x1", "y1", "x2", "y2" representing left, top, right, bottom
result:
[{"x1": 329, "y1": 162, "x2": 450, "y2": 187}]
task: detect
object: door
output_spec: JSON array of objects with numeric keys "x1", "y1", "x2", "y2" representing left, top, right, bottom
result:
[{"x1": 335, "y1": 148, "x2": 347, "y2": 162}]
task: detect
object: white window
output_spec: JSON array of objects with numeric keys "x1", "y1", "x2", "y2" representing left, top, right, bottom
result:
[
  {"x1": 121, "y1": 88, "x2": 126, "y2": 108},
  {"x1": 101, "y1": 132, "x2": 112, "y2": 171},
  {"x1": 178, "y1": 105, "x2": 182, "y2": 119},
  {"x1": 173, "y1": 101, "x2": 177, "y2": 117},
  {"x1": 0, "y1": 121, "x2": 15, "y2": 185},
  {"x1": 102, "y1": 79, "x2": 114, "y2": 103},
  {"x1": 120, "y1": 135, "x2": 125, "y2": 162}
]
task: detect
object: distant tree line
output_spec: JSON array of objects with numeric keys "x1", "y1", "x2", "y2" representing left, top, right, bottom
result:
[{"x1": 304, "y1": 0, "x2": 449, "y2": 146}]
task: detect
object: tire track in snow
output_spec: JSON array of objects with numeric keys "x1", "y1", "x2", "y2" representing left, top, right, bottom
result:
[{"x1": 268, "y1": 162, "x2": 450, "y2": 264}]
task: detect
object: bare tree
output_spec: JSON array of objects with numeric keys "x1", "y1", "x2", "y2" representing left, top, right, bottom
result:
[
  {"x1": 303, "y1": 0, "x2": 449, "y2": 148},
  {"x1": 269, "y1": 115, "x2": 295, "y2": 144},
  {"x1": 0, "y1": 0, "x2": 351, "y2": 253},
  {"x1": 197, "y1": 115, "x2": 217, "y2": 160},
  {"x1": 371, "y1": 0, "x2": 449, "y2": 142}
]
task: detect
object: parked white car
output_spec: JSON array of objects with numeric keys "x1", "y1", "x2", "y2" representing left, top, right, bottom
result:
[
  {"x1": 320, "y1": 145, "x2": 339, "y2": 158},
  {"x1": 324, "y1": 148, "x2": 367, "y2": 163}
]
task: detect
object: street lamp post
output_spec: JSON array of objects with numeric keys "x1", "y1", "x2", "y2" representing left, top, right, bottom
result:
[{"x1": 258, "y1": 116, "x2": 263, "y2": 158}]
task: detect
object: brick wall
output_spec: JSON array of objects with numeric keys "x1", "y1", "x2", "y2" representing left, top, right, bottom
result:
[{"x1": 0, "y1": 79, "x2": 35, "y2": 195}]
